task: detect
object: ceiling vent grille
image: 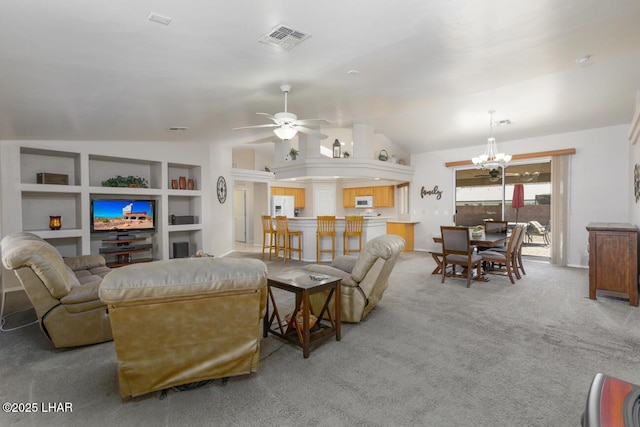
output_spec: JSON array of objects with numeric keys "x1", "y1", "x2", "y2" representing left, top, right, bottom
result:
[{"x1": 259, "y1": 24, "x2": 310, "y2": 51}]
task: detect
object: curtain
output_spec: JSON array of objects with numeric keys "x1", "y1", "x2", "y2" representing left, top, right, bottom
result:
[{"x1": 550, "y1": 155, "x2": 570, "y2": 265}]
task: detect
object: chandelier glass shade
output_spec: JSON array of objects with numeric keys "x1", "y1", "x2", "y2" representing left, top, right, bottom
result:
[
  {"x1": 471, "y1": 110, "x2": 512, "y2": 169},
  {"x1": 273, "y1": 126, "x2": 298, "y2": 140}
]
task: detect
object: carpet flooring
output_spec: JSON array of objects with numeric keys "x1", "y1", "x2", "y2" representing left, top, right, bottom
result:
[{"x1": 1, "y1": 251, "x2": 640, "y2": 426}]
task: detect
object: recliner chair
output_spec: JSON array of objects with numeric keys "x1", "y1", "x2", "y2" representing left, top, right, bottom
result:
[
  {"x1": 1, "y1": 232, "x2": 113, "y2": 348},
  {"x1": 305, "y1": 234, "x2": 405, "y2": 323}
]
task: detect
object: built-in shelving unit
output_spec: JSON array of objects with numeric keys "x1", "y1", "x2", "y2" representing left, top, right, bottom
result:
[
  {"x1": 3, "y1": 144, "x2": 206, "y2": 263},
  {"x1": 99, "y1": 237, "x2": 153, "y2": 268}
]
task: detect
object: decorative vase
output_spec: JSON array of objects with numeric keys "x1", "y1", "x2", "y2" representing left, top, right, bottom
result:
[
  {"x1": 187, "y1": 179, "x2": 195, "y2": 190},
  {"x1": 179, "y1": 176, "x2": 187, "y2": 190},
  {"x1": 171, "y1": 179, "x2": 179, "y2": 189},
  {"x1": 49, "y1": 216, "x2": 62, "y2": 230}
]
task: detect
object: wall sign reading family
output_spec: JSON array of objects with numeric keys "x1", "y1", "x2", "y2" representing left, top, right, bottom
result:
[{"x1": 420, "y1": 185, "x2": 443, "y2": 200}]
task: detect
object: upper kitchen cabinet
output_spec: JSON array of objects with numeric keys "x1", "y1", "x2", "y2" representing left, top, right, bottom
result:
[
  {"x1": 372, "y1": 186, "x2": 394, "y2": 207},
  {"x1": 343, "y1": 188, "x2": 357, "y2": 208},
  {"x1": 343, "y1": 186, "x2": 394, "y2": 208}
]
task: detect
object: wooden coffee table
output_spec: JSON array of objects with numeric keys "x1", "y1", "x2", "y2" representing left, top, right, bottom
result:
[{"x1": 263, "y1": 270, "x2": 341, "y2": 358}]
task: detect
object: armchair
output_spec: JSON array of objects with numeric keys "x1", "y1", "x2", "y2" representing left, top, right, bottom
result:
[
  {"x1": 304, "y1": 234, "x2": 405, "y2": 323},
  {"x1": 1, "y1": 232, "x2": 113, "y2": 348},
  {"x1": 99, "y1": 257, "x2": 268, "y2": 398}
]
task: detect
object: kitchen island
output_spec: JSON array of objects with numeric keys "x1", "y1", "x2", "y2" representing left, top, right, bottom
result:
[{"x1": 284, "y1": 216, "x2": 390, "y2": 262}]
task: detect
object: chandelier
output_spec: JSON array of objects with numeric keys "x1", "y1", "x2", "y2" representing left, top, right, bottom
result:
[{"x1": 471, "y1": 110, "x2": 511, "y2": 169}]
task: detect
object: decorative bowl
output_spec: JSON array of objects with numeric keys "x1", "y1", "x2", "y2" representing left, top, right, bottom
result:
[{"x1": 285, "y1": 312, "x2": 318, "y2": 330}]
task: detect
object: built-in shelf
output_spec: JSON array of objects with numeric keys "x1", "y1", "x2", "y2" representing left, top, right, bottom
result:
[{"x1": 4, "y1": 143, "x2": 206, "y2": 262}]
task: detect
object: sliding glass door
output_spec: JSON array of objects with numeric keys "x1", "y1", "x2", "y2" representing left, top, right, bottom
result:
[{"x1": 455, "y1": 161, "x2": 552, "y2": 258}]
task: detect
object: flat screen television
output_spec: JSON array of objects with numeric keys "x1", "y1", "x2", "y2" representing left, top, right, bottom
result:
[{"x1": 90, "y1": 199, "x2": 156, "y2": 233}]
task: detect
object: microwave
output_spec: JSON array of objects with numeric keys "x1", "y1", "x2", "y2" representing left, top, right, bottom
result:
[{"x1": 355, "y1": 196, "x2": 374, "y2": 208}]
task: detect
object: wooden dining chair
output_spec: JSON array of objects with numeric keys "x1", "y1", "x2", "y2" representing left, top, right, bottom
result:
[
  {"x1": 275, "y1": 216, "x2": 302, "y2": 264},
  {"x1": 478, "y1": 225, "x2": 521, "y2": 284},
  {"x1": 513, "y1": 224, "x2": 527, "y2": 278},
  {"x1": 343, "y1": 216, "x2": 364, "y2": 255},
  {"x1": 316, "y1": 215, "x2": 336, "y2": 262},
  {"x1": 261, "y1": 215, "x2": 277, "y2": 260},
  {"x1": 440, "y1": 226, "x2": 483, "y2": 288},
  {"x1": 480, "y1": 220, "x2": 508, "y2": 251}
]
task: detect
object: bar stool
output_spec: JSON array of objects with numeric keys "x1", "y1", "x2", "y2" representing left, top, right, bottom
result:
[
  {"x1": 275, "y1": 216, "x2": 302, "y2": 264},
  {"x1": 344, "y1": 216, "x2": 364, "y2": 255},
  {"x1": 316, "y1": 216, "x2": 336, "y2": 263},
  {"x1": 261, "y1": 215, "x2": 277, "y2": 260}
]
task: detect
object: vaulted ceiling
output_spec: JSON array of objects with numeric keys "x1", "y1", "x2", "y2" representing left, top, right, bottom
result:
[{"x1": 1, "y1": 1, "x2": 639, "y2": 154}]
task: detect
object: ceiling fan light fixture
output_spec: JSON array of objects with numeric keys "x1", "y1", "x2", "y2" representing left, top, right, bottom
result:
[
  {"x1": 274, "y1": 127, "x2": 298, "y2": 140},
  {"x1": 472, "y1": 110, "x2": 511, "y2": 170}
]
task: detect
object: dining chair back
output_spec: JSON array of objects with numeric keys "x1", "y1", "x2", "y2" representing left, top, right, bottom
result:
[
  {"x1": 479, "y1": 225, "x2": 521, "y2": 284},
  {"x1": 480, "y1": 220, "x2": 509, "y2": 251},
  {"x1": 440, "y1": 226, "x2": 483, "y2": 288},
  {"x1": 484, "y1": 220, "x2": 509, "y2": 234},
  {"x1": 513, "y1": 223, "x2": 527, "y2": 278},
  {"x1": 316, "y1": 216, "x2": 336, "y2": 262}
]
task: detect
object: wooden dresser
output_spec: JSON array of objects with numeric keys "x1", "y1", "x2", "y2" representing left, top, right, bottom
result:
[{"x1": 586, "y1": 222, "x2": 638, "y2": 306}]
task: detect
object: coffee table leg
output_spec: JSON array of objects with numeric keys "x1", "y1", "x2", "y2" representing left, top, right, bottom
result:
[
  {"x1": 302, "y1": 291, "x2": 310, "y2": 358},
  {"x1": 335, "y1": 282, "x2": 341, "y2": 341},
  {"x1": 263, "y1": 287, "x2": 271, "y2": 338}
]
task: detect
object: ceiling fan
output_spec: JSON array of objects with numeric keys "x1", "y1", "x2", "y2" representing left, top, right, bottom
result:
[
  {"x1": 233, "y1": 85, "x2": 329, "y2": 141},
  {"x1": 474, "y1": 169, "x2": 541, "y2": 183},
  {"x1": 474, "y1": 168, "x2": 519, "y2": 182}
]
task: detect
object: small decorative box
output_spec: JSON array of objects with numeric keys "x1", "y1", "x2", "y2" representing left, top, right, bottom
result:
[{"x1": 37, "y1": 172, "x2": 69, "y2": 185}]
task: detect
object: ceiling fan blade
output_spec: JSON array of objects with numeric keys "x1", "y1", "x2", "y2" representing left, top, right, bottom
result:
[
  {"x1": 233, "y1": 123, "x2": 279, "y2": 130},
  {"x1": 256, "y1": 112, "x2": 280, "y2": 121},
  {"x1": 247, "y1": 136, "x2": 278, "y2": 144},
  {"x1": 295, "y1": 118, "x2": 331, "y2": 126},
  {"x1": 295, "y1": 126, "x2": 328, "y2": 139}
]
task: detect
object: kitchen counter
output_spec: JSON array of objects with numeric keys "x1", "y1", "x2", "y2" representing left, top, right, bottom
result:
[
  {"x1": 283, "y1": 217, "x2": 390, "y2": 262},
  {"x1": 386, "y1": 220, "x2": 420, "y2": 252}
]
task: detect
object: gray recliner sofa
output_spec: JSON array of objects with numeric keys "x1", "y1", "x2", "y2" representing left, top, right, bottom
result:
[
  {"x1": 1, "y1": 232, "x2": 113, "y2": 348},
  {"x1": 305, "y1": 234, "x2": 405, "y2": 322}
]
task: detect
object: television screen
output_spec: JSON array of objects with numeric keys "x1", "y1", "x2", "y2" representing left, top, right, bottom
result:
[{"x1": 91, "y1": 199, "x2": 156, "y2": 233}]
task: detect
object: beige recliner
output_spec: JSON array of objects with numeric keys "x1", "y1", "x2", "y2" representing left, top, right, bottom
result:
[
  {"x1": 1, "y1": 232, "x2": 113, "y2": 348},
  {"x1": 99, "y1": 257, "x2": 268, "y2": 398},
  {"x1": 305, "y1": 234, "x2": 405, "y2": 323}
]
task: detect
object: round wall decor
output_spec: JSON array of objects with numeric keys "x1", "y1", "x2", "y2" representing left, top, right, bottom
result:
[{"x1": 216, "y1": 176, "x2": 227, "y2": 204}]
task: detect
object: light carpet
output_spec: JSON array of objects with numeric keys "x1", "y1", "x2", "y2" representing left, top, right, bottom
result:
[{"x1": 1, "y1": 251, "x2": 640, "y2": 426}]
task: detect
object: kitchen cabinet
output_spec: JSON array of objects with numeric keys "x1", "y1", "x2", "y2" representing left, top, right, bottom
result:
[
  {"x1": 356, "y1": 187, "x2": 373, "y2": 196},
  {"x1": 343, "y1": 186, "x2": 394, "y2": 208},
  {"x1": 586, "y1": 222, "x2": 638, "y2": 306},
  {"x1": 271, "y1": 187, "x2": 286, "y2": 196},
  {"x1": 272, "y1": 186, "x2": 305, "y2": 208},
  {"x1": 373, "y1": 186, "x2": 394, "y2": 207},
  {"x1": 386, "y1": 221, "x2": 417, "y2": 252},
  {"x1": 343, "y1": 188, "x2": 357, "y2": 208}
]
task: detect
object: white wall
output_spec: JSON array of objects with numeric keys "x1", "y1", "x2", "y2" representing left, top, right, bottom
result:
[
  {"x1": 410, "y1": 124, "x2": 631, "y2": 267},
  {"x1": 629, "y1": 132, "x2": 640, "y2": 225}
]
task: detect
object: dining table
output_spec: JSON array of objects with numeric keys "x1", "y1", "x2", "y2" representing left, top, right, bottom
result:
[{"x1": 430, "y1": 231, "x2": 509, "y2": 276}]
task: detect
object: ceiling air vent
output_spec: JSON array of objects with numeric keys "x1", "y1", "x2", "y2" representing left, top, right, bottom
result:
[{"x1": 259, "y1": 24, "x2": 310, "y2": 51}]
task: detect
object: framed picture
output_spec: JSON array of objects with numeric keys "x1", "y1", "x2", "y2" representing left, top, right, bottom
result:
[{"x1": 634, "y1": 164, "x2": 640, "y2": 203}]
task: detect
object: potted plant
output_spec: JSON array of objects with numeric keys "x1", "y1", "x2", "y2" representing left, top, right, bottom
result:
[
  {"x1": 289, "y1": 148, "x2": 299, "y2": 161},
  {"x1": 101, "y1": 175, "x2": 149, "y2": 188}
]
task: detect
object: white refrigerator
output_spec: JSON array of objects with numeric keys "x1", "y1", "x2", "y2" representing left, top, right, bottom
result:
[{"x1": 271, "y1": 196, "x2": 295, "y2": 218}]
